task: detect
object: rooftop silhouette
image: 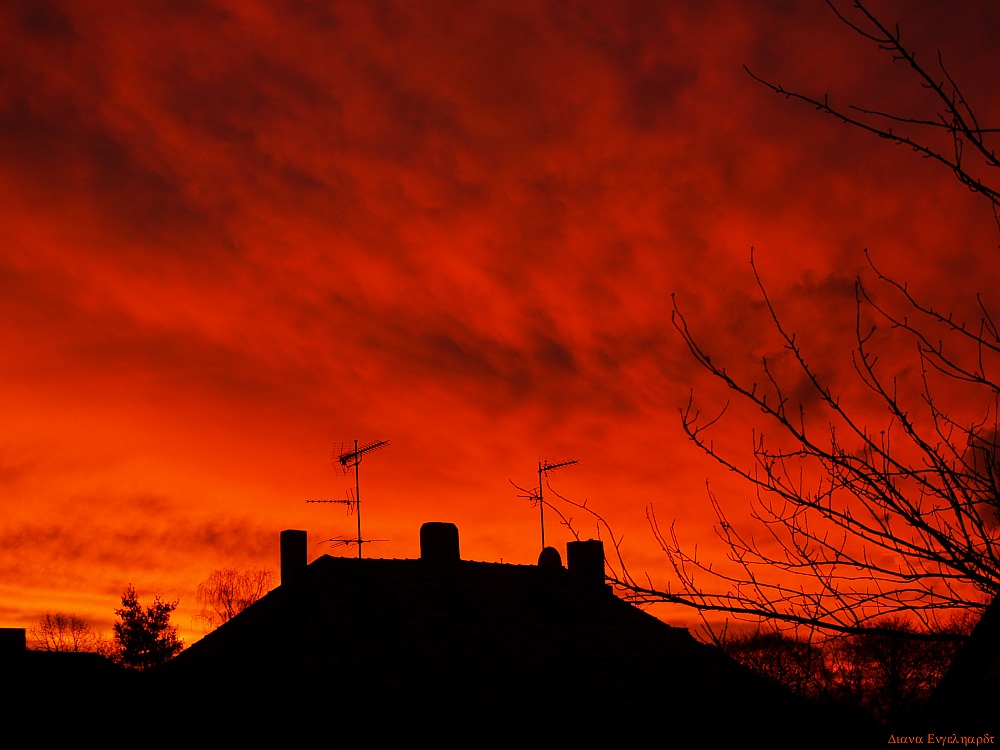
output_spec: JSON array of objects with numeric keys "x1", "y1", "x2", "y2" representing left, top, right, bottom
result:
[{"x1": 142, "y1": 521, "x2": 874, "y2": 746}]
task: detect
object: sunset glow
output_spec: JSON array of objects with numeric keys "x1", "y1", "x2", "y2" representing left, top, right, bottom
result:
[{"x1": 2, "y1": 0, "x2": 999, "y2": 647}]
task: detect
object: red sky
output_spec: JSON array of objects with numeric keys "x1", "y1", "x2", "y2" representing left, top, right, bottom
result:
[{"x1": 2, "y1": 0, "x2": 999, "y2": 647}]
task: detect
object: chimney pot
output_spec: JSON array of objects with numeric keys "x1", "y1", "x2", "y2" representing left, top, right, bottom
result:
[{"x1": 420, "y1": 522, "x2": 460, "y2": 563}]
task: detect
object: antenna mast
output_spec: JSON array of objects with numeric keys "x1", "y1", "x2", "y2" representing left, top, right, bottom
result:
[
  {"x1": 307, "y1": 439, "x2": 388, "y2": 559},
  {"x1": 537, "y1": 458, "x2": 578, "y2": 552}
]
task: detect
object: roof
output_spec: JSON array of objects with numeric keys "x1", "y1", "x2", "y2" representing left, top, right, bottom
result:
[
  {"x1": 145, "y1": 524, "x2": 875, "y2": 746},
  {"x1": 4, "y1": 645, "x2": 136, "y2": 738}
]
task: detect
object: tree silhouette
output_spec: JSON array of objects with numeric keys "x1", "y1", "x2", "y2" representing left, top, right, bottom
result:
[
  {"x1": 195, "y1": 567, "x2": 275, "y2": 630},
  {"x1": 553, "y1": 0, "x2": 1000, "y2": 640},
  {"x1": 719, "y1": 618, "x2": 967, "y2": 727},
  {"x1": 112, "y1": 585, "x2": 182, "y2": 670},
  {"x1": 720, "y1": 629, "x2": 829, "y2": 699},
  {"x1": 826, "y1": 617, "x2": 963, "y2": 726},
  {"x1": 744, "y1": 1, "x2": 999, "y2": 226},
  {"x1": 29, "y1": 612, "x2": 105, "y2": 653}
]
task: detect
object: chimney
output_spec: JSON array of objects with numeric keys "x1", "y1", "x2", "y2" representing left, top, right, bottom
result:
[
  {"x1": 0, "y1": 628, "x2": 26, "y2": 655},
  {"x1": 567, "y1": 539, "x2": 606, "y2": 590},
  {"x1": 420, "y1": 522, "x2": 460, "y2": 563},
  {"x1": 280, "y1": 529, "x2": 308, "y2": 585}
]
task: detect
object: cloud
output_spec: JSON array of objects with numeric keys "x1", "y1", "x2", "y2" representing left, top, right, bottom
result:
[{"x1": 1, "y1": 0, "x2": 999, "y2": 637}]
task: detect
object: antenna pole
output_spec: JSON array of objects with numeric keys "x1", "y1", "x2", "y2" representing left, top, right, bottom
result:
[
  {"x1": 538, "y1": 461, "x2": 545, "y2": 551},
  {"x1": 334, "y1": 439, "x2": 388, "y2": 559},
  {"x1": 306, "y1": 440, "x2": 389, "y2": 560},
  {"x1": 309, "y1": 439, "x2": 389, "y2": 559},
  {"x1": 537, "y1": 458, "x2": 578, "y2": 553},
  {"x1": 353, "y1": 439, "x2": 362, "y2": 559}
]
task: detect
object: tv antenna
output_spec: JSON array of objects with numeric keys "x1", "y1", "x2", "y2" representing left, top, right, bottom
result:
[
  {"x1": 307, "y1": 439, "x2": 388, "y2": 559},
  {"x1": 322, "y1": 535, "x2": 389, "y2": 551},
  {"x1": 306, "y1": 488, "x2": 358, "y2": 513},
  {"x1": 532, "y1": 458, "x2": 578, "y2": 552}
]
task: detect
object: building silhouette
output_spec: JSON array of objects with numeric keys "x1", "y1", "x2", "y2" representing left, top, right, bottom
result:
[{"x1": 142, "y1": 521, "x2": 873, "y2": 746}]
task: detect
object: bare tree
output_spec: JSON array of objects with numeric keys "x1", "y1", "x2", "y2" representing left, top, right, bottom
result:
[
  {"x1": 718, "y1": 616, "x2": 969, "y2": 726},
  {"x1": 826, "y1": 617, "x2": 964, "y2": 726},
  {"x1": 29, "y1": 612, "x2": 104, "y2": 653},
  {"x1": 195, "y1": 567, "x2": 275, "y2": 631},
  {"x1": 720, "y1": 628, "x2": 830, "y2": 698},
  {"x1": 659, "y1": 247, "x2": 1000, "y2": 635},
  {"x1": 745, "y1": 1, "x2": 1000, "y2": 225},
  {"x1": 550, "y1": 1, "x2": 1000, "y2": 641}
]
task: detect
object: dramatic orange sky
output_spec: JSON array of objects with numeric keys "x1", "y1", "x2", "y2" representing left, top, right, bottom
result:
[{"x1": 2, "y1": 1, "x2": 999, "y2": 647}]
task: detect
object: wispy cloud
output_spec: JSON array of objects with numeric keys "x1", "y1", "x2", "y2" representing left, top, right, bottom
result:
[{"x1": 1, "y1": 0, "x2": 997, "y2": 642}]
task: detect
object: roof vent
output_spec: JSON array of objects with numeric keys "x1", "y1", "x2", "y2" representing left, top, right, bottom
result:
[
  {"x1": 420, "y1": 522, "x2": 460, "y2": 563},
  {"x1": 538, "y1": 546, "x2": 563, "y2": 570}
]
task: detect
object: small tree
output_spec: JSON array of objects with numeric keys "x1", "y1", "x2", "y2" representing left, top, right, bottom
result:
[
  {"x1": 112, "y1": 584, "x2": 182, "y2": 670},
  {"x1": 196, "y1": 567, "x2": 275, "y2": 631},
  {"x1": 29, "y1": 612, "x2": 103, "y2": 653}
]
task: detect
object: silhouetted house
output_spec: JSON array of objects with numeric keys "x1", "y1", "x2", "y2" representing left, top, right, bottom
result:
[
  {"x1": 2, "y1": 627, "x2": 133, "y2": 737},
  {"x1": 149, "y1": 522, "x2": 873, "y2": 746}
]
